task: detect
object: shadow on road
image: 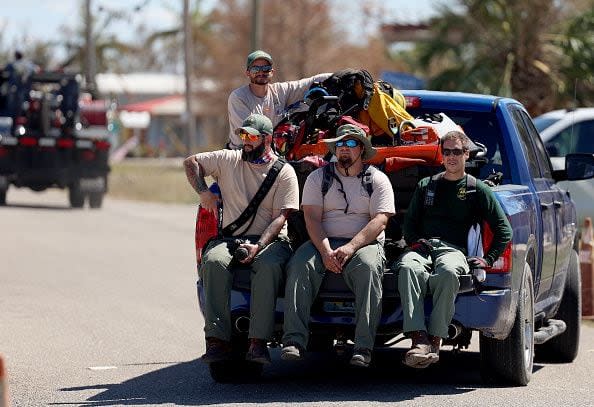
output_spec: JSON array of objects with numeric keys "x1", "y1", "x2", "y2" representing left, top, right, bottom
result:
[
  {"x1": 54, "y1": 348, "x2": 504, "y2": 406},
  {"x1": 1, "y1": 202, "x2": 73, "y2": 211}
]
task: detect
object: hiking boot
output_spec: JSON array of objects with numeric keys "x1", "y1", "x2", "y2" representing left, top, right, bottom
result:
[
  {"x1": 245, "y1": 338, "x2": 271, "y2": 364},
  {"x1": 202, "y1": 337, "x2": 232, "y2": 364},
  {"x1": 349, "y1": 348, "x2": 372, "y2": 368},
  {"x1": 280, "y1": 342, "x2": 304, "y2": 361},
  {"x1": 403, "y1": 330, "x2": 438, "y2": 369},
  {"x1": 429, "y1": 335, "x2": 441, "y2": 356}
]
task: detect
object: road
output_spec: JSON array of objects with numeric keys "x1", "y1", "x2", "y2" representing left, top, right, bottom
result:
[{"x1": 1, "y1": 188, "x2": 594, "y2": 407}]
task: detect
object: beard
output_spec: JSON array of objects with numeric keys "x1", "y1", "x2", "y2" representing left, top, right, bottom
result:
[
  {"x1": 241, "y1": 142, "x2": 266, "y2": 162},
  {"x1": 250, "y1": 74, "x2": 270, "y2": 85},
  {"x1": 337, "y1": 156, "x2": 353, "y2": 167}
]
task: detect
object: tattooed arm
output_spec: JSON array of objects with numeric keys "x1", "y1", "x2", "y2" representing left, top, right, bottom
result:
[{"x1": 183, "y1": 155, "x2": 218, "y2": 212}]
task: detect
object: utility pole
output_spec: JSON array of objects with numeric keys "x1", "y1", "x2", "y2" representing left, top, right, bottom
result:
[
  {"x1": 183, "y1": 0, "x2": 196, "y2": 153},
  {"x1": 85, "y1": 0, "x2": 97, "y2": 97},
  {"x1": 250, "y1": 0, "x2": 262, "y2": 51}
]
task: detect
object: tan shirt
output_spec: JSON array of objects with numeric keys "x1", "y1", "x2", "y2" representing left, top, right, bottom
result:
[
  {"x1": 302, "y1": 164, "x2": 395, "y2": 243},
  {"x1": 195, "y1": 149, "x2": 299, "y2": 236},
  {"x1": 227, "y1": 73, "x2": 332, "y2": 148}
]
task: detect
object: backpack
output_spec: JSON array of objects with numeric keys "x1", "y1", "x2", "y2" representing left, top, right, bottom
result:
[
  {"x1": 321, "y1": 69, "x2": 375, "y2": 115},
  {"x1": 423, "y1": 172, "x2": 477, "y2": 214},
  {"x1": 321, "y1": 163, "x2": 376, "y2": 198}
]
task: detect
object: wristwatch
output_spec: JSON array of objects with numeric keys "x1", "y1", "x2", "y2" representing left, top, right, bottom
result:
[{"x1": 256, "y1": 241, "x2": 266, "y2": 251}]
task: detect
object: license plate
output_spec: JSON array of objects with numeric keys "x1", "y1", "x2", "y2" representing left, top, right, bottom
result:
[
  {"x1": 38, "y1": 138, "x2": 56, "y2": 147},
  {"x1": 76, "y1": 140, "x2": 93, "y2": 149},
  {"x1": 323, "y1": 301, "x2": 355, "y2": 313}
]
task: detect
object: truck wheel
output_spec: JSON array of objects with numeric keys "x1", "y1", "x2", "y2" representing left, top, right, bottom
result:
[
  {"x1": 69, "y1": 184, "x2": 85, "y2": 208},
  {"x1": 536, "y1": 250, "x2": 581, "y2": 362},
  {"x1": 479, "y1": 263, "x2": 534, "y2": 386},
  {"x1": 208, "y1": 333, "x2": 263, "y2": 383},
  {"x1": 89, "y1": 191, "x2": 104, "y2": 209}
]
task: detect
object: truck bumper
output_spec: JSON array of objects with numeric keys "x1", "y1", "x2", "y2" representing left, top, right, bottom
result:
[{"x1": 196, "y1": 279, "x2": 514, "y2": 339}]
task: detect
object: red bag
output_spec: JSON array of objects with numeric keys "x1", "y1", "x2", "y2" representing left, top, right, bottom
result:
[{"x1": 195, "y1": 205, "x2": 218, "y2": 264}]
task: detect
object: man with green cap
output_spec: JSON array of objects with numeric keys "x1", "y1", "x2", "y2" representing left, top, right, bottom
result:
[
  {"x1": 184, "y1": 113, "x2": 299, "y2": 365},
  {"x1": 227, "y1": 50, "x2": 331, "y2": 149},
  {"x1": 280, "y1": 123, "x2": 395, "y2": 368}
]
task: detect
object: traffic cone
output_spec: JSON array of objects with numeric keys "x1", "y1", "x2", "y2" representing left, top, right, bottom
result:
[
  {"x1": 0, "y1": 354, "x2": 9, "y2": 407},
  {"x1": 580, "y1": 217, "x2": 594, "y2": 318}
]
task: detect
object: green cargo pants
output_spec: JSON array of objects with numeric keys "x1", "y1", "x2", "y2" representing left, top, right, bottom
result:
[
  {"x1": 394, "y1": 239, "x2": 469, "y2": 338},
  {"x1": 198, "y1": 237, "x2": 292, "y2": 341},
  {"x1": 282, "y1": 238, "x2": 385, "y2": 351}
]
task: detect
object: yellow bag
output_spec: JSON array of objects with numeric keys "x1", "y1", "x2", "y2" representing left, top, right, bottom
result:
[{"x1": 365, "y1": 83, "x2": 413, "y2": 137}]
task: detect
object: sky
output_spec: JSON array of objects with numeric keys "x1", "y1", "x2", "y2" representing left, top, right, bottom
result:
[{"x1": 0, "y1": 0, "x2": 454, "y2": 56}]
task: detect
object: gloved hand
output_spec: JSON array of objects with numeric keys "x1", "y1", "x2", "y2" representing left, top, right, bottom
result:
[
  {"x1": 409, "y1": 239, "x2": 432, "y2": 256},
  {"x1": 467, "y1": 256, "x2": 489, "y2": 269}
]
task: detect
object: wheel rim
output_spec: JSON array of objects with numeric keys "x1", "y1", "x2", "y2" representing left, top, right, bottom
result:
[{"x1": 522, "y1": 272, "x2": 535, "y2": 371}]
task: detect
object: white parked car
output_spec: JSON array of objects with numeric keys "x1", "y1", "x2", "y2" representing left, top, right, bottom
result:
[{"x1": 534, "y1": 108, "x2": 594, "y2": 231}]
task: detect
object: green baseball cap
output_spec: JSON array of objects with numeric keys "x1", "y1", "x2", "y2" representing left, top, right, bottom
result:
[
  {"x1": 234, "y1": 113, "x2": 273, "y2": 136},
  {"x1": 246, "y1": 50, "x2": 273, "y2": 68}
]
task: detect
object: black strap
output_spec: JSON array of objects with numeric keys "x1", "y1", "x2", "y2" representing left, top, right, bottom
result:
[
  {"x1": 423, "y1": 172, "x2": 477, "y2": 208},
  {"x1": 321, "y1": 163, "x2": 375, "y2": 197},
  {"x1": 222, "y1": 158, "x2": 286, "y2": 236}
]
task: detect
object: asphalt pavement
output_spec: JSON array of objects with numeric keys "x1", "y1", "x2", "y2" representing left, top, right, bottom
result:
[{"x1": 1, "y1": 188, "x2": 594, "y2": 407}]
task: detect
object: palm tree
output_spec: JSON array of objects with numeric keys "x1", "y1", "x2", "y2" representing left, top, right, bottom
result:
[{"x1": 414, "y1": 0, "x2": 592, "y2": 115}]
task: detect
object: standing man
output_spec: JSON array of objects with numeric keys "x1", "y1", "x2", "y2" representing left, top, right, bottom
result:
[
  {"x1": 395, "y1": 130, "x2": 512, "y2": 368},
  {"x1": 184, "y1": 113, "x2": 299, "y2": 365},
  {"x1": 281, "y1": 124, "x2": 395, "y2": 368},
  {"x1": 227, "y1": 50, "x2": 331, "y2": 149}
]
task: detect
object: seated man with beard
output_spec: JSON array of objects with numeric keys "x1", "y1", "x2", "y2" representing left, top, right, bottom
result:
[
  {"x1": 184, "y1": 113, "x2": 299, "y2": 365},
  {"x1": 280, "y1": 124, "x2": 395, "y2": 368}
]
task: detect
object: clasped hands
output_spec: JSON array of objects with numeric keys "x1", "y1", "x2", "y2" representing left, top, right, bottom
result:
[{"x1": 322, "y1": 244, "x2": 355, "y2": 274}]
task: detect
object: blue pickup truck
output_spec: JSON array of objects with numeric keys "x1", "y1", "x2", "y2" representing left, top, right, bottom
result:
[{"x1": 196, "y1": 90, "x2": 594, "y2": 385}]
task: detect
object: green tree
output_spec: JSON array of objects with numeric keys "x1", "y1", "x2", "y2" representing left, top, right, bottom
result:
[{"x1": 414, "y1": 0, "x2": 592, "y2": 115}]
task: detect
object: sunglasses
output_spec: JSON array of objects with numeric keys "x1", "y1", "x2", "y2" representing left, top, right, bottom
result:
[
  {"x1": 335, "y1": 139, "x2": 360, "y2": 148},
  {"x1": 239, "y1": 131, "x2": 262, "y2": 142},
  {"x1": 248, "y1": 65, "x2": 273, "y2": 74},
  {"x1": 442, "y1": 148, "x2": 467, "y2": 156}
]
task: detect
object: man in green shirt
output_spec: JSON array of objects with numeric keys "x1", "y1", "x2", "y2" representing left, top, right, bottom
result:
[{"x1": 395, "y1": 130, "x2": 512, "y2": 368}]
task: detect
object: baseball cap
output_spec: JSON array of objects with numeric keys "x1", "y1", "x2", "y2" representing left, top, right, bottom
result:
[
  {"x1": 234, "y1": 113, "x2": 273, "y2": 136},
  {"x1": 246, "y1": 50, "x2": 273, "y2": 68}
]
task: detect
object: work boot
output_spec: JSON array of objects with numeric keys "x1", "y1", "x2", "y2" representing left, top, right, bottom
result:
[
  {"x1": 429, "y1": 335, "x2": 441, "y2": 357},
  {"x1": 349, "y1": 348, "x2": 372, "y2": 368},
  {"x1": 202, "y1": 337, "x2": 232, "y2": 364},
  {"x1": 403, "y1": 330, "x2": 438, "y2": 369},
  {"x1": 280, "y1": 342, "x2": 304, "y2": 361},
  {"x1": 245, "y1": 338, "x2": 271, "y2": 364}
]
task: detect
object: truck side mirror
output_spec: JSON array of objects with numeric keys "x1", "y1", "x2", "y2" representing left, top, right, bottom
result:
[{"x1": 566, "y1": 153, "x2": 594, "y2": 180}]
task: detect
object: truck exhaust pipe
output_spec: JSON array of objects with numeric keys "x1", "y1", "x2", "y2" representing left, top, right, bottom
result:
[
  {"x1": 234, "y1": 316, "x2": 250, "y2": 333},
  {"x1": 448, "y1": 323, "x2": 463, "y2": 340}
]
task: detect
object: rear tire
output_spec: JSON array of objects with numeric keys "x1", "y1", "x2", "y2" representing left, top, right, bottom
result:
[
  {"x1": 536, "y1": 250, "x2": 581, "y2": 362},
  {"x1": 69, "y1": 183, "x2": 85, "y2": 208},
  {"x1": 89, "y1": 191, "x2": 104, "y2": 209},
  {"x1": 480, "y1": 262, "x2": 534, "y2": 386}
]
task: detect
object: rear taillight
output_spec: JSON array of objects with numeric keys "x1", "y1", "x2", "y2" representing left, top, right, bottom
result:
[
  {"x1": 405, "y1": 96, "x2": 421, "y2": 109},
  {"x1": 94, "y1": 140, "x2": 110, "y2": 151},
  {"x1": 481, "y1": 221, "x2": 512, "y2": 273},
  {"x1": 56, "y1": 138, "x2": 74, "y2": 148},
  {"x1": 19, "y1": 137, "x2": 37, "y2": 147}
]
